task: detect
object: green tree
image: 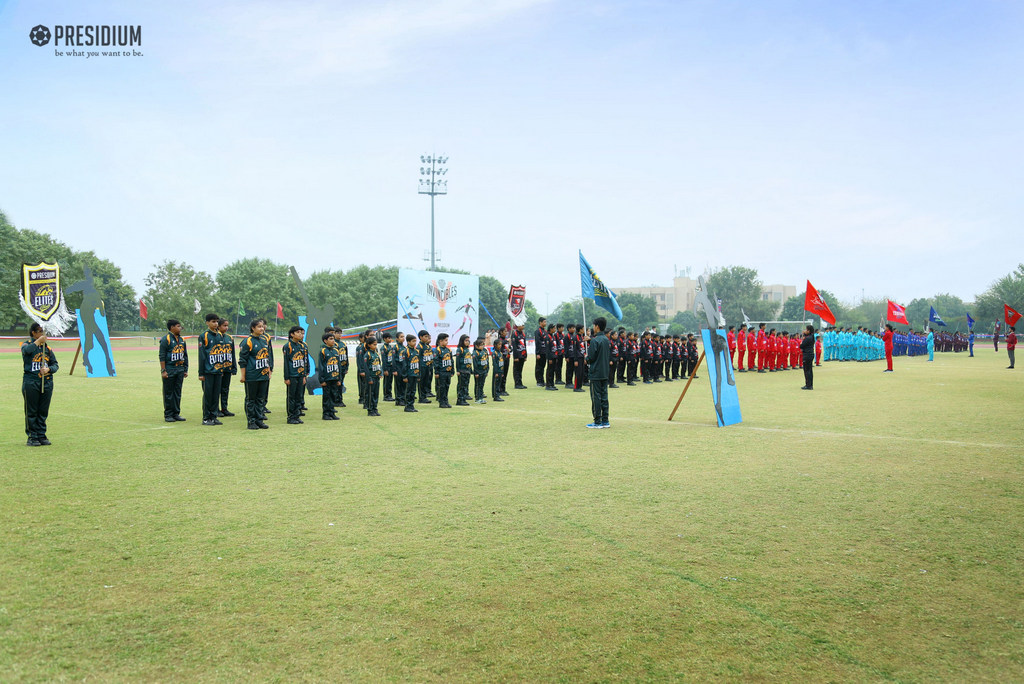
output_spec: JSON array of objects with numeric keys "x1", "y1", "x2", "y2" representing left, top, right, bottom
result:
[
  {"x1": 670, "y1": 310, "x2": 700, "y2": 333},
  {"x1": 142, "y1": 261, "x2": 221, "y2": 332},
  {"x1": 337, "y1": 265, "x2": 400, "y2": 328},
  {"x1": 217, "y1": 258, "x2": 303, "y2": 332},
  {"x1": 615, "y1": 293, "x2": 659, "y2": 330},
  {"x1": 974, "y1": 264, "x2": 1024, "y2": 329},
  {"x1": 705, "y1": 266, "x2": 776, "y2": 326}
]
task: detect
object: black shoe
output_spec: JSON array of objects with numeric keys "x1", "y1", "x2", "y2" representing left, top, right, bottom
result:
[
  {"x1": 440, "y1": 404, "x2": 452, "y2": 408},
  {"x1": 258, "y1": 422, "x2": 269, "y2": 429},
  {"x1": 537, "y1": 383, "x2": 545, "y2": 387},
  {"x1": 405, "y1": 406, "x2": 418, "y2": 412},
  {"x1": 515, "y1": 384, "x2": 527, "y2": 389},
  {"x1": 248, "y1": 423, "x2": 261, "y2": 430},
  {"x1": 174, "y1": 415, "x2": 186, "y2": 421},
  {"x1": 202, "y1": 420, "x2": 218, "y2": 426},
  {"x1": 610, "y1": 384, "x2": 619, "y2": 388},
  {"x1": 627, "y1": 381, "x2": 636, "y2": 386},
  {"x1": 427, "y1": 392, "x2": 436, "y2": 397},
  {"x1": 801, "y1": 386, "x2": 813, "y2": 390},
  {"x1": 738, "y1": 368, "x2": 746, "y2": 373},
  {"x1": 215, "y1": 411, "x2": 223, "y2": 417},
  {"x1": 165, "y1": 417, "x2": 178, "y2": 422},
  {"x1": 493, "y1": 397, "x2": 505, "y2": 402},
  {"x1": 264, "y1": 408, "x2": 272, "y2": 413},
  {"x1": 419, "y1": 399, "x2": 432, "y2": 404},
  {"x1": 213, "y1": 419, "x2": 223, "y2": 425},
  {"x1": 573, "y1": 388, "x2": 585, "y2": 393},
  {"x1": 500, "y1": 391, "x2": 510, "y2": 396},
  {"x1": 220, "y1": 410, "x2": 235, "y2": 417},
  {"x1": 456, "y1": 400, "x2": 469, "y2": 406},
  {"x1": 338, "y1": 402, "x2": 346, "y2": 407},
  {"x1": 372, "y1": 410, "x2": 382, "y2": 416},
  {"x1": 323, "y1": 415, "x2": 334, "y2": 420},
  {"x1": 287, "y1": 419, "x2": 303, "y2": 424},
  {"x1": 27, "y1": 438, "x2": 42, "y2": 447}
]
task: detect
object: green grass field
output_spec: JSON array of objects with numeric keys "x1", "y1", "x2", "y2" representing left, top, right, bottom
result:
[{"x1": 2, "y1": 340, "x2": 1022, "y2": 682}]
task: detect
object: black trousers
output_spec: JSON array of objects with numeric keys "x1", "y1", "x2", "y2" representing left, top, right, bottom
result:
[
  {"x1": 220, "y1": 372, "x2": 233, "y2": 410},
  {"x1": 419, "y1": 366, "x2": 433, "y2": 401},
  {"x1": 589, "y1": 378, "x2": 609, "y2": 423},
  {"x1": 474, "y1": 372, "x2": 488, "y2": 400},
  {"x1": 492, "y1": 371, "x2": 504, "y2": 398},
  {"x1": 405, "y1": 376, "x2": 418, "y2": 406},
  {"x1": 617, "y1": 359, "x2": 627, "y2": 383},
  {"x1": 554, "y1": 357, "x2": 563, "y2": 384},
  {"x1": 513, "y1": 357, "x2": 525, "y2": 386},
  {"x1": 23, "y1": 375, "x2": 53, "y2": 439},
  {"x1": 322, "y1": 379, "x2": 340, "y2": 416},
  {"x1": 535, "y1": 354, "x2": 545, "y2": 384},
  {"x1": 162, "y1": 373, "x2": 184, "y2": 418},
  {"x1": 457, "y1": 372, "x2": 471, "y2": 401},
  {"x1": 338, "y1": 371, "x2": 347, "y2": 405},
  {"x1": 437, "y1": 373, "x2": 452, "y2": 406},
  {"x1": 365, "y1": 377, "x2": 379, "y2": 413},
  {"x1": 803, "y1": 357, "x2": 814, "y2": 388},
  {"x1": 357, "y1": 372, "x2": 366, "y2": 406},
  {"x1": 201, "y1": 374, "x2": 222, "y2": 421},
  {"x1": 286, "y1": 378, "x2": 305, "y2": 420},
  {"x1": 382, "y1": 372, "x2": 394, "y2": 400},
  {"x1": 245, "y1": 380, "x2": 268, "y2": 424},
  {"x1": 545, "y1": 359, "x2": 556, "y2": 388}
]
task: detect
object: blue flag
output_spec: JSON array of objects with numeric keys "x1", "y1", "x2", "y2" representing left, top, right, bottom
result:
[
  {"x1": 929, "y1": 306, "x2": 947, "y2": 327},
  {"x1": 579, "y1": 251, "x2": 623, "y2": 320},
  {"x1": 966, "y1": 312, "x2": 975, "y2": 330}
]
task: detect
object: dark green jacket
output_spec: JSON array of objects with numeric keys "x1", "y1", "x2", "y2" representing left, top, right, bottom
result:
[
  {"x1": 282, "y1": 340, "x2": 309, "y2": 379},
  {"x1": 435, "y1": 346, "x2": 454, "y2": 377},
  {"x1": 472, "y1": 348, "x2": 490, "y2": 375},
  {"x1": 239, "y1": 335, "x2": 272, "y2": 381},
  {"x1": 586, "y1": 331, "x2": 611, "y2": 380},
  {"x1": 22, "y1": 339, "x2": 58, "y2": 378},
  {"x1": 158, "y1": 333, "x2": 188, "y2": 375}
]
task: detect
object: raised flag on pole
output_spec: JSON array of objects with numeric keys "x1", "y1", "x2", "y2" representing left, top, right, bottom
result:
[
  {"x1": 139, "y1": 299, "x2": 148, "y2": 320},
  {"x1": 506, "y1": 285, "x2": 527, "y2": 326},
  {"x1": 803, "y1": 280, "x2": 836, "y2": 325},
  {"x1": 276, "y1": 301, "x2": 284, "y2": 320},
  {"x1": 966, "y1": 312, "x2": 975, "y2": 330},
  {"x1": 929, "y1": 306, "x2": 947, "y2": 327},
  {"x1": 193, "y1": 299, "x2": 202, "y2": 314},
  {"x1": 1006, "y1": 304, "x2": 1022, "y2": 327},
  {"x1": 887, "y1": 300, "x2": 910, "y2": 325},
  {"x1": 579, "y1": 251, "x2": 623, "y2": 320}
]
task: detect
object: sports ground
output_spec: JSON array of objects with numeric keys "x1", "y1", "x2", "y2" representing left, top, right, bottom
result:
[{"x1": 2, "y1": 340, "x2": 1021, "y2": 681}]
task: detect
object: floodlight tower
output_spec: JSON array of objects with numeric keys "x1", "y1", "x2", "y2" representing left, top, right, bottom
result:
[{"x1": 418, "y1": 155, "x2": 448, "y2": 271}]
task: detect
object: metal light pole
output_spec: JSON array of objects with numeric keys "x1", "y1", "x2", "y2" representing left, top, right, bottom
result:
[{"x1": 418, "y1": 155, "x2": 448, "y2": 270}]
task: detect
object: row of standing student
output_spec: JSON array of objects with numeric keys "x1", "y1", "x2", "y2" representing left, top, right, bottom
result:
[
  {"x1": 157, "y1": 314, "x2": 515, "y2": 428},
  {"x1": 725, "y1": 323, "x2": 823, "y2": 372}
]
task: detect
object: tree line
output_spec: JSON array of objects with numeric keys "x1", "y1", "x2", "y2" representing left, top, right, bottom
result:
[{"x1": 2, "y1": 209, "x2": 1020, "y2": 335}]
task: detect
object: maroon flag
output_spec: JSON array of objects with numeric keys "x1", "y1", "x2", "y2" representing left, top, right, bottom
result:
[
  {"x1": 887, "y1": 300, "x2": 909, "y2": 325},
  {"x1": 1006, "y1": 304, "x2": 1022, "y2": 327},
  {"x1": 803, "y1": 280, "x2": 836, "y2": 326}
]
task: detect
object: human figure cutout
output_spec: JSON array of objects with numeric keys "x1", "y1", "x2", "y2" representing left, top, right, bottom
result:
[
  {"x1": 66, "y1": 265, "x2": 115, "y2": 376},
  {"x1": 694, "y1": 276, "x2": 735, "y2": 425},
  {"x1": 290, "y1": 266, "x2": 335, "y2": 331}
]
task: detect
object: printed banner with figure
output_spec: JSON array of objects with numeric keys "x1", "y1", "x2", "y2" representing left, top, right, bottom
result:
[
  {"x1": 702, "y1": 328, "x2": 742, "y2": 427},
  {"x1": 397, "y1": 269, "x2": 479, "y2": 342}
]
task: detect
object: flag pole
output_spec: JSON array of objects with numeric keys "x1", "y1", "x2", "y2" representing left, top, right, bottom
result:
[{"x1": 581, "y1": 297, "x2": 588, "y2": 331}]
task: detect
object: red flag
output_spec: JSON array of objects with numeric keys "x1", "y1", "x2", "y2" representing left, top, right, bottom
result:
[
  {"x1": 139, "y1": 299, "x2": 148, "y2": 320},
  {"x1": 276, "y1": 301, "x2": 284, "y2": 320},
  {"x1": 887, "y1": 300, "x2": 909, "y2": 325},
  {"x1": 803, "y1": 280, "x2": 836, "y2": 326},
  {"x1": 1006, "y1": 304, "x2": 1022, "y2": 327}
]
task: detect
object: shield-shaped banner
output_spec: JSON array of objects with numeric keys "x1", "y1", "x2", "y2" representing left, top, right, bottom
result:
[
  {"x1": 21, "y1": 262, "x2": 62, "y2": 321},
  {"x1": 508, "y1": 285, "x2": 525, "y2": 318}
]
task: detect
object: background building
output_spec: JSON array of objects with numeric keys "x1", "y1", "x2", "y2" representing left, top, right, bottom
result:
[{"x1": 618, "y1": 276, "x2": 796, "y2": 320}]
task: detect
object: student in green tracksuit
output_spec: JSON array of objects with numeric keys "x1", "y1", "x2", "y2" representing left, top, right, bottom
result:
[
  {"x1": 218, "y1": 318, "x2": 237, "y2": 417},
  {"x1": 472, "y1": 337, "x2": 490, "y2": 404},
  {"x1": 22, "y1": 323, "x2": 58, "y2": 446},
  {"x1": 381, "y1": 332, "x2": 396, "y2": 402},
  {"x1": 490, "y1": 338, "x2": 506, "y2": 402},
  {"x1": 417, "y1": 330, "x2": 434, "y2": 404},
  {"x1": 401, "y1": 334, "x2": 420, "y2": 412},
  {"x1": 361, "y1": 336, "x2": 383, "y2": 416},
  {"x1": 392, "y1": 332, "x2": 405, "y2": 404},
  {"x1": 455, "y1": 334, "x2": 472, "y2": 406},
  {"x1": 330, "y1": 327, "x2": 348, "y2": 408},
  {"x1": 434, "y1": 333, "x2": 454, "y2": 409},
  {"x1": 158, "y1": 318, "x2": 188, "y2": 422},
  {"x1": 238, "y1": 319, "x2": 271, "y2": 429},
  {"x1": 198, "y1": 313, "x2": 228, "y2": 425},
  {"x1": 258, "y1": 318, "x2": 275, "y2": 417},
  {"x1": 319, "y1": 332, "x2": 342, "y2": 420},
  {"x1": 355, "y1": 332, "x2": 367, "y2": 408},
  {"x1": 281, "y1": 326, "x2": 309, "y2": 424}
]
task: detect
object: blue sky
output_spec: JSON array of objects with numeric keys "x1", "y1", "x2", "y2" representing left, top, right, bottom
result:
[{"x1": 2, "y1": 0, "x2": 1022, "y2": 315}]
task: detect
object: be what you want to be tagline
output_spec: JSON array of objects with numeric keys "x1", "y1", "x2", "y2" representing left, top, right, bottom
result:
[{"x1": 29, "y1": 24, "x2": 144, "y2": 58}]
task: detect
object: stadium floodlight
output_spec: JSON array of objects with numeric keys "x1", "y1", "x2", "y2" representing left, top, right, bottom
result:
[{"x1": 417, "y1": 154, "x2": 448, "y2": 271}]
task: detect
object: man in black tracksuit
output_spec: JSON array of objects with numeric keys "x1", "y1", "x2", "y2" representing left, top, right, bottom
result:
[
  {"x1": 22, "y1": 323, "x2": 58, "y2": 446},
  {"x1": 534, "y1": 318, "x2": 548, "y2": 386},
  {"x1": 585, "y1": 317, "x2": 610, "y2": 428}
]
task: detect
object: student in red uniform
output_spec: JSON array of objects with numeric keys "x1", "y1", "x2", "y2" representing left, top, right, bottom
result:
[
  {"x1": 746, "y1": 326, "x2": 757, "y2": 371},
  {"x1": 1007, "y1": 326, "x2": 1016, "y2": 369},
  {"x1": 727, "y1": 326, "x2": 736, "y2": 370},
  {"x1": 756, "y1": 324, "x2": 768, "y2": 373},
  {"x1": 883, "y1": 323, "x2": 894, "y2": 372},
  {"x1": 736, "y1": 324, "x2": 746, "y2": 372}
]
